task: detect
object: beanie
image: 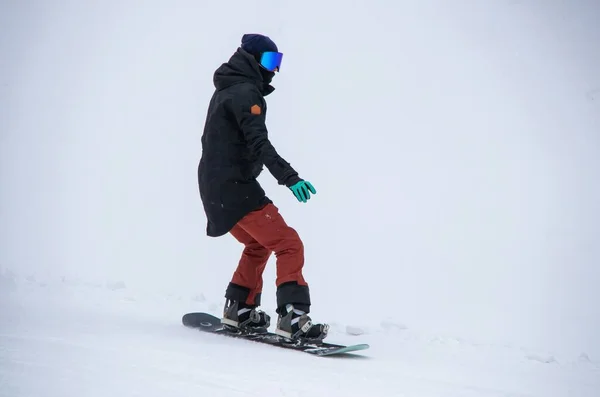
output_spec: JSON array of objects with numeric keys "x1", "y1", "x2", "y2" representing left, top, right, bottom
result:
[{"x1": 241, "y1": 33, "x2": 279, "y2": 60}]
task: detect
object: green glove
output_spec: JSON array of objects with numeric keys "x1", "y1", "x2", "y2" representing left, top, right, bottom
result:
[{"x1": 289, "y1": 180, "x2": 316, "y2": 203}]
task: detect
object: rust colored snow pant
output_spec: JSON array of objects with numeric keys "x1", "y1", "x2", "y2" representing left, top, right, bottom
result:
[{"x1": 225, "y1": 203, "x2": 311, "y2": 314}]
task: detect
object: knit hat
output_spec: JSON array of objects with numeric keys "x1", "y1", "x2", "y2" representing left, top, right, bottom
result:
[{"x1": 241, "y1": 33, "x2": 278, "y2": 60}]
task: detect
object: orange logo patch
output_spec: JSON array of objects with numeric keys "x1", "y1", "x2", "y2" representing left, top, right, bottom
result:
[{"x1": 250, "y1": 104, "x2": 261, "y2": 115}]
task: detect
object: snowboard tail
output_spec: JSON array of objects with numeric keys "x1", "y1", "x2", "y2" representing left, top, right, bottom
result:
[{"x1": 182, "y1": 312, "x2": 369, "y2": 357}]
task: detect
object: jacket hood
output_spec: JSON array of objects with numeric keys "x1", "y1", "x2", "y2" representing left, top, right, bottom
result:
[{"x1": 213, "y1": 48, "x2": 275, "y2": 96}]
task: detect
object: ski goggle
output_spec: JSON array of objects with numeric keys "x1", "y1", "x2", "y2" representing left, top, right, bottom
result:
[{"x1": 260, "y1": 51, "x2": 283, "y2": 72}]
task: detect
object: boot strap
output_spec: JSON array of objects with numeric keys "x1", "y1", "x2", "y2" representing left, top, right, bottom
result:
[{"x1": 239, "y1": 309, "x2": 268, "y2": 328}]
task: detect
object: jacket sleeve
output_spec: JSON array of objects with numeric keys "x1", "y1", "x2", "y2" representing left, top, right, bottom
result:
[{"x1": 231, "y1": 87, "x2": 301, "y2": 187}]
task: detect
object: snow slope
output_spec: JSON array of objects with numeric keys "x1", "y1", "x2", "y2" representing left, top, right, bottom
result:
[
  {"x1": 1, "y1": 273, "x2": 599, "y2": 397},
  {"x1": 1, "y1": 1, "x2": 600, "y2": 396}
]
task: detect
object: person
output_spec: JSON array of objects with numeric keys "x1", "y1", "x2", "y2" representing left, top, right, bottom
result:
[{"x1": 197, "y1": 33, "x2": 328, "y2": 341}]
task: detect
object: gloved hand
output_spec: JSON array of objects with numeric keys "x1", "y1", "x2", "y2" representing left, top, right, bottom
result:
[{"x1": 289, "y1": 180, "x2": 316, "y2": 203}]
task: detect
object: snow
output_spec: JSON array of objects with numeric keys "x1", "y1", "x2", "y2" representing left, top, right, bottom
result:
[
  {"x1": 1, "y1": 1, "x2": 600, "y2": 396},
  {"x1": 2, "y1": 274, "x2": 599, "y2": 397}
]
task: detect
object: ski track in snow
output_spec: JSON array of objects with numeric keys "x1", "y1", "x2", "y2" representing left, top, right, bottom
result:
[{"x1": 1, "y1": 273, "x2": 599, "y2": 397}]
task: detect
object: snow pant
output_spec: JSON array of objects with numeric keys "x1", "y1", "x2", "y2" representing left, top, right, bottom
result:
[{"x1": 224, "y1": 203, "x2": 311, "y2": 314}]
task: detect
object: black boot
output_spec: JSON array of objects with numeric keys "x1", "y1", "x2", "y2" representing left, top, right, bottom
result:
[
  {"x1": 221, "y1": 299, "x2": 270, "y2": 331},
  {"x1": 275, "y1": 304, "x2": 329, "y2": 341}
]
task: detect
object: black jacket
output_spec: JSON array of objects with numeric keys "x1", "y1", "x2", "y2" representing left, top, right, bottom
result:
[{"x1": 197, "y1": 48, "x2": 301, "y2": 237}]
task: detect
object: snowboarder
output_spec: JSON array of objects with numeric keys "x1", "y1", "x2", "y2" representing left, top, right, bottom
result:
[{"x1": 197, "y1": 33, "x2": 328, "y2": 341}]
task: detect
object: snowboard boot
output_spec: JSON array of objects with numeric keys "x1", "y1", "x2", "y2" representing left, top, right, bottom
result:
[
  {"x1": 221, "y1": 299, "x2": 270, "y2": 332},
  {"x1": 275, "y1": 304, "x2": 329, "y2": 341}
]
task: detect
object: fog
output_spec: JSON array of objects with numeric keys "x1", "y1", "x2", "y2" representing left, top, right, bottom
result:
[{"x1": 1, "y1": 1, "x2": 599, "y2": 357}]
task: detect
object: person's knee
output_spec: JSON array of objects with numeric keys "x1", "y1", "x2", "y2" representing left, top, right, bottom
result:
[
  {"x1": 277, "y1": 226, "x2": 304, "y2": 256},
  {"x1": 244, "y1": 247, "x2": 271, "y2": 262},
  {"x1": 243, "y1": 244, "x2": 271, "y2": 261}
]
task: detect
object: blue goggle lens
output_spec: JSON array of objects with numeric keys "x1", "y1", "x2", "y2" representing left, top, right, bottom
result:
[{"x1": 260, "y1": 51, "x2": 283, "y2": 72}]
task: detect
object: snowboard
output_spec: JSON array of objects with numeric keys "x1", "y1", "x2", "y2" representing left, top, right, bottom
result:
[{"x1": 182, "y1": 312, "x2": 369, "y2": 357}]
